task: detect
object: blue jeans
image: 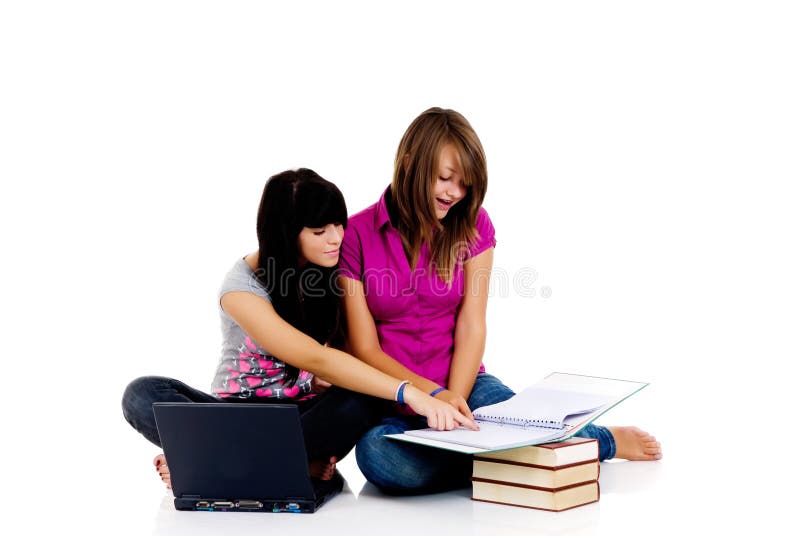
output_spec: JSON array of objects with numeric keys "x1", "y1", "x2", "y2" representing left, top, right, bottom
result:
[
  {"x1": 121, "y1": 376, "x2": 385, "y2": 462},
  {"x1": 355, "y1": 373, "x2": 616, "y2": 495}
]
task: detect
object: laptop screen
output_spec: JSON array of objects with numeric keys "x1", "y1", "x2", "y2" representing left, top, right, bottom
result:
[{"x1": 153, "y1": 403, "x2": 317, "y2": 502}]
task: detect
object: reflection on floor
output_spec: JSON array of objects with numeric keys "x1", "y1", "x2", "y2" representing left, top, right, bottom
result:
[{"x1": 141, "y1": 454, "x2": 665, "y2": 536}]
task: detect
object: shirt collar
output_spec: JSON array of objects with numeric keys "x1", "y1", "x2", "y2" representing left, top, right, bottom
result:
[{"x1": 375, "y1": 186, "x2": 392, "y2": 230}]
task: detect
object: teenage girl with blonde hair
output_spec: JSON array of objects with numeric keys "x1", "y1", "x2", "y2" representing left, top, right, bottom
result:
[{"x1": 339, "y1": 108, "x2": 662, "y2": 494}]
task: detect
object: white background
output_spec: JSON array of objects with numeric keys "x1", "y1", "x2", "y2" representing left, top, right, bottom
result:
[{"x1": 1, "y1": 1, "x2": 798, "y2": 534}]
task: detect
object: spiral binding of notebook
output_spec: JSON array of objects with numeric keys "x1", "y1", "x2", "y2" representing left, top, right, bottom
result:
[{"x1": 471, "y1": 412, "x2": 566, "y2": 430}]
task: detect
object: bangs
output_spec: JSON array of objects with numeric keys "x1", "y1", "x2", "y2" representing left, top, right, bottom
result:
[
  {"x1": 450, "y1": 139, "x2": 475, "y2": 188},
  {"x1": 295, "y1": 180, "x2": 348, "y2": 229}
]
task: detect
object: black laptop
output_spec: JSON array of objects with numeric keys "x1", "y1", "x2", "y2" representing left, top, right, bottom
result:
[{"x1": 152, "y1": 402, "x2": 343, "y2": 513}]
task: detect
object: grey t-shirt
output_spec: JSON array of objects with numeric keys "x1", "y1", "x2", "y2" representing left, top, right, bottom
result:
[{"x1": 210, "y1": 258, "x2": 314, "y2": 400}]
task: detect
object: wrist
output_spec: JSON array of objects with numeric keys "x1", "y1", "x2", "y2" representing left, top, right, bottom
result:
[
  {"x1": 395, "y1": 380, "x2": 411, "y2": 404},
  {"x1": 430, "y1": 386, "x2": 446, "y2": 397},
  {"x1": 402, "y1": 385, "x2": 423, "y2": 406}
]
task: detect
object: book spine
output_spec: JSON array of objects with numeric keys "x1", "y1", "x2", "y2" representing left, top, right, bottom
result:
[
  {"x1": 471, "y1": 477, "x2": 598, "y2": 493},
  {"x1": 471, "y1": 480, "x2": 600, "y2": 512},
  {"x1": 472, "y1": 457, "x2": 600, "y2": 471},
  {"x1": 471, "y1": 495, "x2": 599, "y2": 512}
]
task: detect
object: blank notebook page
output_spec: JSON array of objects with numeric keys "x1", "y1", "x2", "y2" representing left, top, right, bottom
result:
[{"x1": 473, "y1": 386, "x2": 614, "y2": 427}]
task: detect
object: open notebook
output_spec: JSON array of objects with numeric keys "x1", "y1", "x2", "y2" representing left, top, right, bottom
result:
[{"x1": 387, "y1": 372, "x2": 648, "y2": 454}]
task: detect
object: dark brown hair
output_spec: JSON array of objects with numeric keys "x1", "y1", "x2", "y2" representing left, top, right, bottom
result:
[{"x1": 255, "y1": 168, "x2": 348, "y2": 384}]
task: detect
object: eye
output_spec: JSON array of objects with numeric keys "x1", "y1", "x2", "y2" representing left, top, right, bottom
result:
[
  {"x1": 439, "y1": 176, "x2": 451, "y2": 182},
  {"x1": 312, "y1": 229, "x2": 325, "y2": 236}
]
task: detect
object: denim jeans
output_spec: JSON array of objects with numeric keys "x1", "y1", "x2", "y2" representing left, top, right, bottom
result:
[
  {"x1": 355, "y1": 373, "x2": 616, "y2": 495},
  {"x1": 121, "y1": 376, "x2": 385, "y2": 462}
]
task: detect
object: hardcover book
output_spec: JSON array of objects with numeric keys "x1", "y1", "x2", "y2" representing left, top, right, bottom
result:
[
  {"x1": 476, "y1": 437, "x2": 599, "y2": 467},
  {"x1": 472, "y1": 458, "x2": 599, "y2": 489},
  {"x1": 472, "y1": 478, "x2": 600, "y2": 512}
]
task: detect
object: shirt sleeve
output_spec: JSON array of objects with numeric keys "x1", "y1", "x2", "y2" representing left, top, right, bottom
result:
[
  {"x1": 338, "y1": 219, "x2": 363, "y2": 280},
  {"x1": 467, "y1": 208, "x2": 497, "y2": 259},
  {"x1": 217, "y1": 260, "x2": 272, "y2": 311}
]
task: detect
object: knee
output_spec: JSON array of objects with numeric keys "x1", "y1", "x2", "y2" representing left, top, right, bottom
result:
[
  {"x1": 355, "y1": 425, "x2": 399, "y2": 472},
  {"x1": 467, "y1": 373, "x2": 515, "y2": 409},
  {"x1": 355, "y1": 425, "x2": 466, "y2": 495},
  {"x1": 121, "y1": 376, "x2": 162, "y2": 423},
  {"x1": 355, "y1": 426, "x2": 417, "y2": 493}
]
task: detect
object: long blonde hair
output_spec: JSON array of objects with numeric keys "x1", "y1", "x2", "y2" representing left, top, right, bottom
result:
[{"x1": 391, "y1": 107, "x2": 488, "y2": 283}]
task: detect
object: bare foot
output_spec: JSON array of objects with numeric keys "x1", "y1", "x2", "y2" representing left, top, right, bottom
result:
[
  {"x1": 608, "y1": 426, "x2": 662, "y2": 461},
  {"x1": 153, "y1": 453, "x2": 172, "y2": 489},
  {"x1": 308, "y1": 456, "x2": 337, "y2": 480}
]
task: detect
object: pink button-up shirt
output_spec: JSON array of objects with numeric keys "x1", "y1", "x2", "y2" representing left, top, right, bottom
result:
[{"x1": 339, "y1": 188, "x2": 496, "y2": 387}]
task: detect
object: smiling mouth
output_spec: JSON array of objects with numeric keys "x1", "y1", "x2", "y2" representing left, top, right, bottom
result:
[
  {"x1": 324, "y1": 249, "x2": 340, "y2": 255},
  {"x1": 436, "y1": 198, "x2": 454, "y2": 210}
]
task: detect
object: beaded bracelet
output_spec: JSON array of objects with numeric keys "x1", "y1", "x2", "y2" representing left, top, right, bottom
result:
[
  {"x1": 396, "y1": 380, "x2": 411, "y2": 404},
  {"x1": 430, "y1": 387, "x2": 446, "y2": 397}
]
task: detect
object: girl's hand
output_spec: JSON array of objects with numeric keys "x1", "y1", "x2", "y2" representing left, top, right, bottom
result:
[
  {"x1": 311, "y1": 375, "x2": 332, "y2": 394},
  {"x1": 403, "y1": 386, "x2": 479, "y2": 431},
  {"x1": 433, "y1": 388, "x2": 474, "y2": 421}
]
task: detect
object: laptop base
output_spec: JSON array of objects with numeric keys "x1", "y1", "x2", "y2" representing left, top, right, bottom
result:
[
  {"x1": 173, "y1": 471, "x2": 344, "y2": 514},
  {"x1": 175, "y1": 497, "x2": 318, "y2": 513}
]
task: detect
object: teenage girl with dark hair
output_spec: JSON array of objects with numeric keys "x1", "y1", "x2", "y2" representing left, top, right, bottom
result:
[
  {"x1": 339, "y1": 108, "x2": 662, "y2": 495},
  {"x1": 122, "y1": 168, "x2": 476, "y2": 487}
]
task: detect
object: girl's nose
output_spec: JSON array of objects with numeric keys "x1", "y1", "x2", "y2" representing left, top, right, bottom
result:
[{"x1": 327, "y1": 225, "x2": 342, "y2": 244}]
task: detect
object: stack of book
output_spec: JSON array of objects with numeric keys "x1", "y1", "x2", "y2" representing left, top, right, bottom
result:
[{"x1": 471, "y1": 437, "x2": 600, "y2": 512}]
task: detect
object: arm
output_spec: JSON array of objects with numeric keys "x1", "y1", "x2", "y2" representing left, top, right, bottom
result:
[
  {"x1": 447, "y1": 247, "x2": 494, "y2": 400},
  {"x1": 221, "y1": 290, "x2": 476, "y2": 430},
  {"x1": 340, "y1": 274, "x2": 474, "y2": 420},
  {"x1": 339, "y1": 276, "x2": 441, "y2": 395}
]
